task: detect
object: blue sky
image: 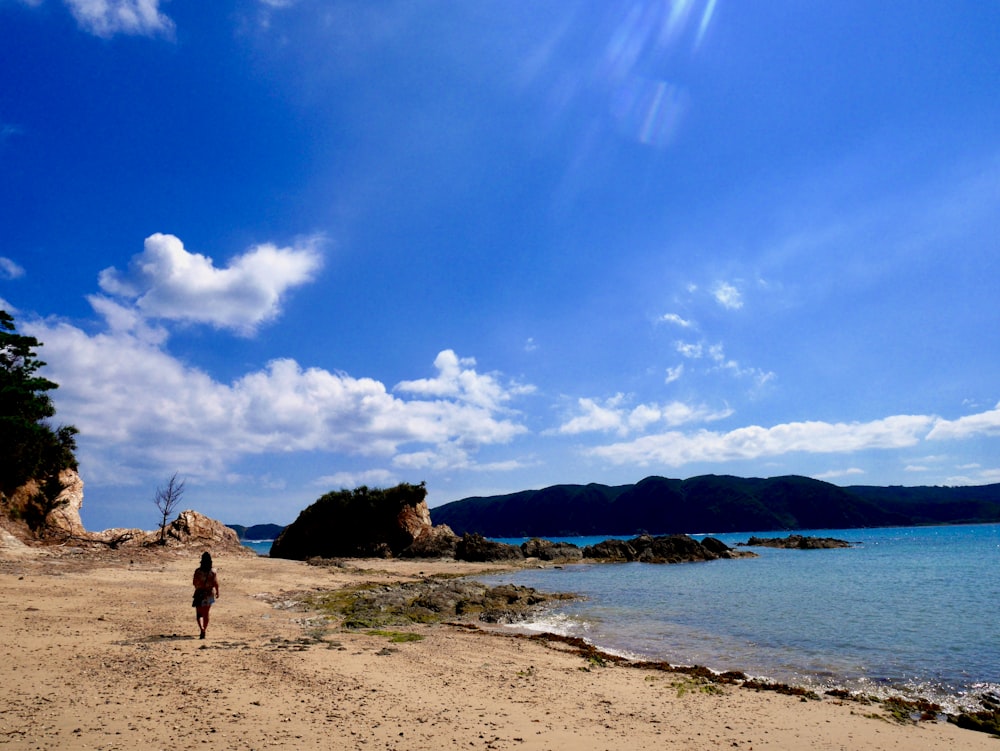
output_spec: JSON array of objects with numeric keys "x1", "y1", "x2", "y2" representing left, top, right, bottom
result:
[{"x1": 2, "y1": 0, "x2": 999, "y2": 531}]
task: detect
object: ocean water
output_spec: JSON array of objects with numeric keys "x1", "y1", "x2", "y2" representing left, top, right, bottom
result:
[
  {"x1": 477, "y1": 524, "x2": 1000, "y2": 712},
  {"x1": 242, "y1": 540, "x2": 273, "y2": 556}
]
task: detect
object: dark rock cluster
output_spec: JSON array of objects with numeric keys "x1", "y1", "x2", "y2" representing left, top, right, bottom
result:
[
  {"x1": 520, "y1": 537, "x2": 584, "y2": 562},
  {"x1": 581, "y1": 534, "x2": 742, "y2": 563},
  {"x1": 739, "y1": 534, "x2": 853, "y2": 549}
]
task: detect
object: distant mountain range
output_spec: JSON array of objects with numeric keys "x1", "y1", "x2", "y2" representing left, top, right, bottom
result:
[
  {"x1": 226, "y1": 523, "x2": 286, "y2": 541},
  {"x1": 430, "y1": 475, "x2": 1000, "y2": 537}
]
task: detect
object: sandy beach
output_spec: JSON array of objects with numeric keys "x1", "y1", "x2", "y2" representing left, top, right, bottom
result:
[{"x1": 0, "y1": 547, "x2": 992, "y2": 751}]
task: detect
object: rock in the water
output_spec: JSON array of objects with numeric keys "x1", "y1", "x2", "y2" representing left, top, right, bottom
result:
[
  {"x1": 583, "y1": 534, "x2": 731, "y2": 563},
  {"x1": 740, "y1": 535, "x2": 852, "y2": 549},
  {"x1": 520, "y1": 538, "x2": 583, "y2": 561},
  {"x1": 454, "y1": 533, "x2": 524, "y2": 562},
  {"x1": 582, "y1": 538, "x2": 638, "y2": 561},
  {"x1": 699, "y1": 536, "x2": 731, "y2": 556}
]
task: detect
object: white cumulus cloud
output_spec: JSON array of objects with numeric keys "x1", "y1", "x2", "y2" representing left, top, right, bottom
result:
[
  {"x1": 713, "y1": 281, "x2": 743, "y2": 310},
  {"x1": 96, "y1": 233, "x2": 322, "y2": 335},
  {"x1": 395, "y1": 349, "x2": 535, "y2": 410},
  {"x1": 925, "y1": 403, "x2": 1000, "y2": 440},
  {"x1": 26, "y1": 318, "x2": 531, "y2": 484}
]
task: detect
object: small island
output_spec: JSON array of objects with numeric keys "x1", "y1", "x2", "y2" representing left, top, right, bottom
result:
[{"x1": 738, "y1": 534, "x2": 853, "y2": 549}]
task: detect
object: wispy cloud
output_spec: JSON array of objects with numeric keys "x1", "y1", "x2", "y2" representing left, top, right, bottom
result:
[
  {"x1": 587, "y1": 403, "x2": 1000, "y2": 470},
  {"x1": 315, "y1": 469, "x2": 398, "y2": 489},
  {"x1": 63, "y1": 0, "x2": 175, "y2": 38},
  {"x1": 674, "y1": 339, "x2": 775, "y2": 387},
  {"x1": 95, "y1": 233, "x2": 323, "y2": 336},
  {"x1": 665, "y1": 364, "x2": 684, "y2": 384},
  {"x1": 0, "y1": 257, "x2": 25, "y2": 280},
  {"x1": 554, "y1": 393, "x2": 731, "y2": 437},
  {"x1": 1, "y1": 122, "x2": 24, "y2": 144},
  {"x1": 660, "y1": 312, "x2": 694, "y2": 328},
  {"x1": 813, "y1": 467, "x2": 865, "y2": 480},
  {"x1": 588, "y1": 414, "x2": 935, "y2": 466}
]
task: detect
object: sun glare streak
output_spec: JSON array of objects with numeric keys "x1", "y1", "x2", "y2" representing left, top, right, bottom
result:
[
  {"x1": 600, "y1": 0, "x2": 718, "y2": 148},
  {"x1": 696, "y1": 0, "x2": 717, "y2": 48}
]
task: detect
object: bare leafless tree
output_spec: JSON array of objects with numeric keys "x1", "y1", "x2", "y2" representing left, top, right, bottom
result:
[{"x1": 154, "y1": 473, "x2": 185, "y2": 545}]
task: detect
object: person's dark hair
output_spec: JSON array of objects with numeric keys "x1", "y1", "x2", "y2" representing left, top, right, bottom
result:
[{"x1": 200, "y1": 552, "x2": 213, "y2": 572}]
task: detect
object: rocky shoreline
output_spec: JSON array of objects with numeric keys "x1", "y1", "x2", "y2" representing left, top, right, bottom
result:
[{"x1": 282, "y1": 559, "x2": 1000, "y2": 737}]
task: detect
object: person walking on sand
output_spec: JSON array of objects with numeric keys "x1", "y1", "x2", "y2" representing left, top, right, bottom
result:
[{"x1": 192, "y1": 551, "x2": 220, "y2": 639}]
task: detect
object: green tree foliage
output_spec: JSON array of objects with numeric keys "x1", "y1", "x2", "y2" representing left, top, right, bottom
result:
[
  {"x1": 270, "y1": 482, "x2": 428, "y2": 559},
  {"x1": 0, "y1": 310, "x2": 79, "y2": 521}
]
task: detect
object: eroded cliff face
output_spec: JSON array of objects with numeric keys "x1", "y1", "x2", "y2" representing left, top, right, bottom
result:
[
  {"x1": 396, "y1": 498, "x2": 433, "y2": 539},
  {"x1": 0, "y1": 468, "x2": 87, "y2": 541}
]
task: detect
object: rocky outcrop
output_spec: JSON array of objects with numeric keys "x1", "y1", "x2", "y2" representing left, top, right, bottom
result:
[
  {"x1": 401, "y1": 524, "x2": 459, "y2": 558},
  {"x1": 520, "y1": 538, "x2": 583, "y2": 562},
  {"x1": 85, "y1": 509, "x2": 250, "y2": 553},
  {"x1": 583, "y1": 534, "x2": 739, "y2": 563},
  {"x1": 397, "y1": 498, "x2": 432, "y2": 540},
  {"x1": 0, "y1": 468, "x2": 87, "y2": 541},
  {"x1": 0, "y1": 468, "x2": 250, "y2": 555},
  {"x1": 582, "y1": 538, "x2": 638, "y2": 561},
  {"x1": 699, "y1": 536, "x2": 732, "y2": 556},
  {"x1": 454, "y1": 533, "x2": 524, "y2": 562},
  {"x1": 739, "y1": 535, "x2": 853, "y2": 549},
  {"x1": 43, "y1": 469, "x2": 87, "y2": 538},
  {"x1": 298, "y1": 572, "x2": 575, "y2": 627},
  {"x1": 271, "y1": 482, "x2": 455, "y2": 560},
  {"x1": 160, "y1": 509, "x2": 243, "y2": 547}
]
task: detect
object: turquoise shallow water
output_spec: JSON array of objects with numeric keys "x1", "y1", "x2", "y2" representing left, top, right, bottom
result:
[{"x1": 478, "y1": 524, "x2": 1000, "y2": 711}]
